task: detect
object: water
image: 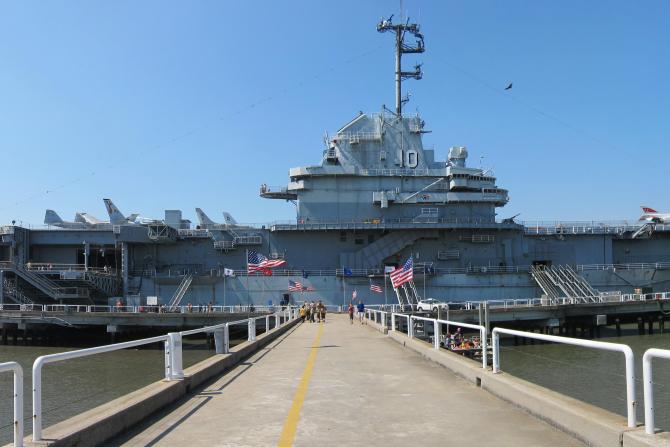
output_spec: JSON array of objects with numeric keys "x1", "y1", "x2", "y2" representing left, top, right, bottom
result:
[
  {"x1": 499, "y1": 328, "x2": 670, "y2": 431},
  {"x1": 0, "y1": 338, "x2": 214, "y2": 444}
]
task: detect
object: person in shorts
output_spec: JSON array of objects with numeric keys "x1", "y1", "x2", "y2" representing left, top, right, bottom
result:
[
  {"x1": 348, "y1": 303, "x2": 354, "y2": 324},
  {"x1": 357, "y1": 300, "x2": 366, "y2": 324}
]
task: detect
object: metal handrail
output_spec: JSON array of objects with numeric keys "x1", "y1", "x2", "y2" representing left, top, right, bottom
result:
[
  {"x1": 32, "y1": 334, "x2": 173, "y2": 441},
  {"x1": 642, "y1": 348, "x2": 670, "y2": 435},
  {"x1": 0, "y1": 362, "x2": 23, "y2": 447},
  {"x1": 406, "y1": 315, "x2": 488, "y2": 369},
  {"x1": 491, "y1": 327, "x2": 636, "y2": 428}
]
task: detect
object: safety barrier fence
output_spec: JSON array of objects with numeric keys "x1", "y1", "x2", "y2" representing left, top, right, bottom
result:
[
  {"x1": 28, "y1": 307, "x2": 297, "y2": 442},
  {"x1": 643, "y1": 348, "x2": 670, "y2": 435},
  {"x1": 0, "y1": 362, "x2": 23, "y2": 447},
  {"x1": 491, "y1": 327, "x2": 636, "y2": 428}
]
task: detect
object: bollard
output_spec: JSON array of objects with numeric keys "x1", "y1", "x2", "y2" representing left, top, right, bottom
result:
[{"x1": 167, "y1": 333, "x2": 184, "y2": 380}]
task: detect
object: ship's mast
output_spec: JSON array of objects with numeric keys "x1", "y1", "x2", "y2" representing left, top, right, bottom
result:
[{"x1": 377, "y1": 15, "x2": 425, "y2": 117}]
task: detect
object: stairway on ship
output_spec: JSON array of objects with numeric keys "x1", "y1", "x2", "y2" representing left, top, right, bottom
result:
[{"x1": 339, "y1": 230, "x2": 438, "y2": 270}]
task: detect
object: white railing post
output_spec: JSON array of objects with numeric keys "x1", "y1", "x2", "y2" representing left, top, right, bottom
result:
[
  {"x1": 382, "y1": 311, "x2": 387, "y2": 329},
  {"x1": 642, "y1": 348, "x2": 670, "y2": 435},
  {"x1": 266, "y1": 315, "x2": 270, "y2": 333},
  {"x1": 408, "y1": 316, "x2": 414, "y2": 339},
  {"x1": 434, "y1": 319, "x2": 441, "y2": 349},
  {"x1": 391, "y1": 313, "x2": 396, "y2": 331},
  {"x1": 0, "y1": 362, "x2": 23, "y2": 447},
  {"x1": 275, "y1": 312, "x2": 280, "y2": 329},
  {"x1": 214, "y1": 327, "x2": 225, "y2": 354},
  {"x1": 32, "y1": 359, "x2": 43, "y2": 441},
  {"x1": 481, "y1": 327, "x2": 488, "y2": 369},
  {"x1": 248, "y1": 318, "x2": 256, "y2": 341},
  {"x1": 224, "y1": 323, "x2": 230, "y2": 353},
  {"x1": 492, "y1": 330, "x2": 500, "y2": 373},
  {"x1": 167, "y1": 332, "x2": 184, "y2": 380}
]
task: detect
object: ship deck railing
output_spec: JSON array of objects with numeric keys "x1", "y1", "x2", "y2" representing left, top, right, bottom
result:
[
  {"x1": 366, "y1": 291, "x2": 670, "y2": 314},
  {"x1": 0, "y1": 303, "x2": 297, "y2": 314},
  {"x1": 2, "y1": 291, "x2": 670, "y2": 315},
  {"x1": 5, "y1": 219, "x2": 670, "y2": 236},
  {"x1": 125, "y1": 262, "x2": 670, "y2": 279}
]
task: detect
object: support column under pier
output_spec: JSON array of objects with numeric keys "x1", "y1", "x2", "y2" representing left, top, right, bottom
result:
[{"x1": 107, "y1": 324, "x2": 118, "y2": 343}]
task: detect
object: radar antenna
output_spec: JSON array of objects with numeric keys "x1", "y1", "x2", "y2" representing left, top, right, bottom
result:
[{"x1": 377, "y1": 14, "x2": 425, "y2": 117}]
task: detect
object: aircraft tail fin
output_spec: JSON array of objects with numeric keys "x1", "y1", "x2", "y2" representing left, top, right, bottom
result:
[
  {"x1": 642, "y1": 206, "x2": 658, "y2": 214},
  {"x1": 44, "y1": 210, "x2": 63, "y2": 225},
  {"x1": 196, "y1": 208, "x2": 217, "y2": 226},
  {"x1": 222, "y1": 212, "x2": 237, "y2": 226},
  {"x1": 104, "y1": 199, "x2": 127, "y2": 225}
]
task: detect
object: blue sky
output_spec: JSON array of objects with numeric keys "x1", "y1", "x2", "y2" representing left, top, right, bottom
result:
[{"x1": 0, "y1": 1, "x2": 668, "y2": 226}]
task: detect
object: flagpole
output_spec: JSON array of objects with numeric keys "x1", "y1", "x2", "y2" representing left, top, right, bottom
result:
[
  {"x1": 246, "y1": 249, "x2": 250, "y2": 308},
  {"x1": 384, "y1": 273, "x2": 388, "y2": 307},
  {"x1": 342, "y1": 269, "x2": 346, "y2": 307},
  {"x1": 223, "y1": 271, "x2": 226, "y2": 308},
  {"x1": 423, "y1": 264, "x2": 426, "y2": 300}
]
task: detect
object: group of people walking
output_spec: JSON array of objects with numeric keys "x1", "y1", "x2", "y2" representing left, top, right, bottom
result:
[{"x1": 299, "y1": 300, "x2": 326, "y2": 323}]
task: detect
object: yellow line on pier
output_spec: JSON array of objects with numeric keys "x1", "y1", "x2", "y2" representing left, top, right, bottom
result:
[{"x1": 277, "y1": 323, "x2": 324, "y2": 447}]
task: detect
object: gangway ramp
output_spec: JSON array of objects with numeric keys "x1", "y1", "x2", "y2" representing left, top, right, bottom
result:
[{"x1": 118, "y1": 315, "x2": 581, "y2": 446}]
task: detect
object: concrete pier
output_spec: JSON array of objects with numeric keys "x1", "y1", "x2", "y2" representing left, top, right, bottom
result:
[{"x1": 116, "y1": 315, "x2": 581, "y2": 446}]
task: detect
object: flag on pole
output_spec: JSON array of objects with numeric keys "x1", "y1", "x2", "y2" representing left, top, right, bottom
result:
[
  {"x1": 389, "y1": 257, "x2": 413, "y2": 288},
  {"x1": 370, "y1": 283, "x2": 383, "y2": 293},
  {"x1": 343, "y1": 267, "x2": 353, "y2": 276},
  {"x1": 223, "y1": 268, "x2": 235, "y2": 277},
  {"x1": 288, "y1": 279, "x2": 303, "y2": 292},
  {"x1": 384, "y1": 265, "x2": 395, "y2": 273},
  {"x1": 352, "y1": 290, "x2": 358, "y2": 300},
  {"x1": 247, "y1": 250, "x2": 286, "y2": 273}
]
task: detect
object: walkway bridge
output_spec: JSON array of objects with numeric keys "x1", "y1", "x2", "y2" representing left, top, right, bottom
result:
[{"x1": 4, "y1": 312, "x2": 670, "y2": 447}]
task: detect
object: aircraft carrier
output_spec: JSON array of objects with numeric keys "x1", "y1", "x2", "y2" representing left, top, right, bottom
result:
[{"x1": 1, "y1": 17, "x2": 669, "y2": 309}]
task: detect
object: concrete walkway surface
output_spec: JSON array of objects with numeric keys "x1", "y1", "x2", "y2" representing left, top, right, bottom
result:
[{"x1": 115, "y1": 314, "x2": 583, "y2": 446}]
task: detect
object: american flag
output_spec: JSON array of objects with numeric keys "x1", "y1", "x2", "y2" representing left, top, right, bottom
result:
[
  {"x1": 288, "y1": 279, "x2": 303, "y2": 292},
  {"x1": 247, "y1": 250, "x2": 286, "y2": 273},
  {"x1": 389, "y1": 257, "x2": 413, "y2": 288},
  {"x1": 370, "y1": 283, "x2": 383, "y2": 293}
]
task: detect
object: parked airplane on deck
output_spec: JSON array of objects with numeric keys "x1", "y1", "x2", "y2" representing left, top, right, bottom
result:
[
  {"x1": 44, "y1": 210, "x2": 109, "y2": 229},
  {"x1": 103, "y1": 199, "x2": 159, "y2": 226},
  {"x1": 639, "y1": 206, "x2": 670, "y2": 224},
  {"x1": 195, "y1": 208, "x2": 241, "y2": 229}
]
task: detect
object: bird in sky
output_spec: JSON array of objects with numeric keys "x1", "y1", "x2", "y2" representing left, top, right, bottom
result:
[{"x1": 505, "y1": 82, "x2": 513, "y2": 90}]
